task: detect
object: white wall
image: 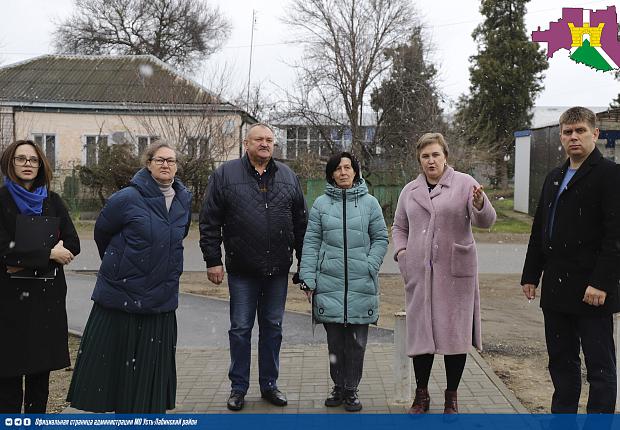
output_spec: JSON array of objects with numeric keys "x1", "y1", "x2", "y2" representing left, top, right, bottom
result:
[{"x1": 514, "y1": 134, "x2": 531, "y2": 214}]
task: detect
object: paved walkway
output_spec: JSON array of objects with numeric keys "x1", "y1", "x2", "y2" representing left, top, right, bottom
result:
[
  {"x1": 168, "y1": 346, "x2": 527, "y2": 414},
  {"x1": 65, "y1": 345, "x2": 526, "y2": 414},
  {"x1": 64, "y1": 276, "x2": 527, "y2": 414}
]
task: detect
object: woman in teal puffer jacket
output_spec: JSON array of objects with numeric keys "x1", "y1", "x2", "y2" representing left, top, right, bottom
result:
[{"x1": 299, "y1": 152, "x2": 388, "y2": 412}]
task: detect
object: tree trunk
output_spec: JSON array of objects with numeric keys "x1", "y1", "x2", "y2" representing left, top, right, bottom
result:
[{"x1": 494, "y1": 154, "x2": 509, "y2": 190}]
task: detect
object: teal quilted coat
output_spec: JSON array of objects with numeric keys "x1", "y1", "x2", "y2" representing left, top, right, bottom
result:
[{"x1": 299, "y1": 179, "x2": 388, "y2": 324}]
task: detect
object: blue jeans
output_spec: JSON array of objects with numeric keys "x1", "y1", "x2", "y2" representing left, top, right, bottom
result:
[{"x1": 227, "y1": 274, "x2": 288, "y2": 394}]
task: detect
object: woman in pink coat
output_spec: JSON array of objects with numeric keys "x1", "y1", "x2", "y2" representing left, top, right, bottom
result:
[{"x1": 392, "y1": 133, "x2": 496, "y2": 414}]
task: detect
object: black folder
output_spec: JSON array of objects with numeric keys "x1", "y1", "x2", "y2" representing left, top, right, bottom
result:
[{"x1": 9, "y1": 215, "x2": 60, "y2": 280}]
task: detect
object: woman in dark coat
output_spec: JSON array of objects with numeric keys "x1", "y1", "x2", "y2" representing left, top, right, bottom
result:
[
  {"x1": 0, "y1": 140, "x2": 80, "y2": 413},
  {"x1": 67, "y1": 142, "x2": 192, "y2": 413}
]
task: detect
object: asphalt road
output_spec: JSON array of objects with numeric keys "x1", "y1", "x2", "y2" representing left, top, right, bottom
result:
[
  {"x1": 66, "y1": 273, "x2": 394, "y2": 348},
  {"x1": 69, "y1": 239, "x2": 527, "y2": 275}
]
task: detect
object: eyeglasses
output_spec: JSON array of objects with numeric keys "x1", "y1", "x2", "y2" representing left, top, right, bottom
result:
[
  {"x1": 13, "y1": 156, "x2": 40, "y2": 167},
  {"x1": 150, "y1": 157, "x2": 177, "y2": 166}
]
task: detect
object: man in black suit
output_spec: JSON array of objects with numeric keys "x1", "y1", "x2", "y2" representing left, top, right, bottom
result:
[{"x1": 521, "y1": 106, "x2": 620, "y2": 413}]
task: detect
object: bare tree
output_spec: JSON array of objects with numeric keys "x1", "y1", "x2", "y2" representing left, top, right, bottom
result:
[
  {"x1": 122, "y1": 77, "x2": 243, "y2": 208},
  {"x1": 53, "y1": 0, "x2": 231, "y2": 70},
  {"x1": 232, "y1": 81, "x2": 275, "y2": 123},
  {"x1": 282, "y1": 0, "x2": 416, "y2": 166}
]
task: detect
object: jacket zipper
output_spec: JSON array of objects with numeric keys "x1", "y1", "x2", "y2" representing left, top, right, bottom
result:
[
  {"x1": 262, "y1": 178, "x2": 271, "y2": 263},
  {"x1": 342, "y1": 189, "x2": 348, "y2": 325}
]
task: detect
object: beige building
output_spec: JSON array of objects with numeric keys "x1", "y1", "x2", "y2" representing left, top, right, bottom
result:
[{"x1": 0, "y1": 55, "x2": 253, "y2": 183}]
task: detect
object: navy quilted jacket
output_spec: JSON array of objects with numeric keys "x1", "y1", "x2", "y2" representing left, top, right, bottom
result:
[
  {"x1": 199, "y1": 155, "x2": 307, "y2": 277},
  {"x1": 91, "y1": 168, "x2": 192, "y2": 313}
]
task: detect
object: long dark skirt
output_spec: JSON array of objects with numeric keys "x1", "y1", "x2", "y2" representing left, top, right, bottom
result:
[{"x1": 67, "y1": 303, "x2": 177, "y2": 413}]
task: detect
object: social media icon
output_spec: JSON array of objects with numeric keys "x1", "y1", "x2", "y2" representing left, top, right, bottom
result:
[{"x1": 4, "y1": 418, "x2": 13, "y2": 426}]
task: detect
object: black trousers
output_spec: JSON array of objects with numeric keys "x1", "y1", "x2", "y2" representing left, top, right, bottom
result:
[
  {"x1": 324, "y1": 323, "x2": 369, "y2": 391},
  {"x1": 412, "y1": 354, "x2": 467, "y2": 391},
  {"x1": 543, "y1": 309, "x2": 616, "y2": 413},
  {"x1": 0, "y1": 372, "x2": 51, "y2": 413}
]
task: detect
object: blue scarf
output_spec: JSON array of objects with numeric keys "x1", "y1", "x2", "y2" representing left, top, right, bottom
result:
[{"x1": 4, "y1": 177, "x2": 48, "y2": 215}]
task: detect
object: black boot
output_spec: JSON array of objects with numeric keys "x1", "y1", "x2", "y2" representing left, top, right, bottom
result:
[
  {"x1": 343, "y1": 388, "x2": 362, "y2": 412},
  {"x1": 325, "y1": 386, "x2": 343, "y2": 407}
]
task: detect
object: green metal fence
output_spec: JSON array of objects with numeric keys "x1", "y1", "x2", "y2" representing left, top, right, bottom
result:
[{"x1": 304, "y1": 179, "x2": 404, "y2": 225}]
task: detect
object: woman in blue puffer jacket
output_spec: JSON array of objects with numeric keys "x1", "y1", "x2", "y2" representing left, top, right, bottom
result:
[
  {"x1": 299, "y1": 152, "x2": 388, "y2": 412},
  {"x1": 67, "y1": 142, "x2": 192, "y2": 413}
]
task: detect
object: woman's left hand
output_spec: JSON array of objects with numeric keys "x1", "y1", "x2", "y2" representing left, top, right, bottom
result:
[
  {"x1": 304, "y1": 289, "x2": 313, "y2": 303},
  {"x1": 472, "y1": 185, "x2": 485, "y2": 211}
]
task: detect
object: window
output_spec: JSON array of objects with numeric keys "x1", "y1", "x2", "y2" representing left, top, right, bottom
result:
[
  {"x1": 84, "y1": 135, "x2": 108, "y2": 167},
  {"x1": 297, "y1": 127, "x2": 308, "y2": 156},
  {"x1": 286, "y1": 127, "x2": 297, "y2": 159},
  {"x1": 137, "y1": 136, "x2": 158, "y2": 156},
  {"x1": 309, "y1": 128, "x2": 321, "y2": 155},
  {"x1": 365, "y1": 127, "x2": 376, "y2": 143},
  {"x1": 32, "y1": 134, "x2": 56, "y2": 170},
  {"x1": 222, "y1": 119, "x2": 235, "y2": 136},
  {"x1": 343, "y1": 128, "x2": 352, "y2": 148},
  {"x1": 186, "y1": 137, "x2": 210, "y2": 159}
]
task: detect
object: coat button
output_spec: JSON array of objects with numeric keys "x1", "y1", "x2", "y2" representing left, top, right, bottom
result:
[
  {"x1": 319, "y1": 308, "x2": 324, "y2": 314},
  {"x1": 368, "y1": 309, "x2": 373, "y2": 316}
]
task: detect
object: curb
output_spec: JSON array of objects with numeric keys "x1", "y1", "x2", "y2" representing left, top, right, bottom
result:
[{"x1": 469, "y1": 348, "x2": 529, "y2": 413}]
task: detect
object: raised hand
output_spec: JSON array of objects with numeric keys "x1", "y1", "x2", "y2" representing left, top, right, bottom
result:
[{"x1": 472, "y1": 185, "x2": 485, "y2": 211}]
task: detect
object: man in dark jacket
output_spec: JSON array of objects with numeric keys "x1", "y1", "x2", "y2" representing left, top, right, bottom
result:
[
  {"x1": 521, "y1": 106, "x2": 620, "y2": 413},
  {"x1": 199, "y1": 123, "x2": 307, "y2": 411}
]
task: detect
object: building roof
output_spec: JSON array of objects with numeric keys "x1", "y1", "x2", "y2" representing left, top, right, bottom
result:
[
  {"x1": 530, "y1": 105, "x2": 609, "y2": 129},
  {"x1": 271, "y1": 112, "x2": 378, "y2": 128},
  {"x1": 0, "y1": 54, "x2": 231, "y2": 109}
]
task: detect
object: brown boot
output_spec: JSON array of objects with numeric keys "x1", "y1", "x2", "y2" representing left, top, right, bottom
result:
[
  {"x1": 443, "y1": 390, "x2": 458, "y2": 414},
  {"x1": 408, "y1": 387, "x2": 430, "y2": 414}
]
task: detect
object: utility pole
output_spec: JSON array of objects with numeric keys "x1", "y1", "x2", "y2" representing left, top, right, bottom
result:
[
  {"x1": 246, "y1": 9, "x2": 256, "y2": 115},
  {"x1": 241, "y1": 9, "x2": 257, "y2": 158}
]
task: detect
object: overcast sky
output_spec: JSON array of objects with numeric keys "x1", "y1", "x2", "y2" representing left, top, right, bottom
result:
[{"x1": 1, "y1": 0, "x2": 619, "y2": 111}]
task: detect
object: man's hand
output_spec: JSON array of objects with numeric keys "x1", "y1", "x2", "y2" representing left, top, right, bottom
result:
[
  {"x1": 522, "y1": 284, "x2": 536, "y2": 300},
  {"x1": 583, "y1": 286, "x2": 607, "y2": 306},
  {"x1": 397, "y1": 250, "x2": 406, "y2": 261},
  {"x1": 6, "y1": 266, "x2": 22, "y2": 274},
  {"x1": 50, "y1": 240, "x2": 74, "y2": 265},
  {"x1": 292, "y1": 272, "x2": 301, "y2": 284},
  {"x1": 207, "y1": 265, "x2": 225, "y2": 285}
]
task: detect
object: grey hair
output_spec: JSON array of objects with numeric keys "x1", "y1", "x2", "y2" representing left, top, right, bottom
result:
[{"x1": 245, "y1": 122, "x2": 274, "y2": 139}]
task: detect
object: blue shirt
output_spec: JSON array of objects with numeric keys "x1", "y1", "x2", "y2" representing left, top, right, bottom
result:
[{"x1": 549, "y1": 168, "x2": 577, "y2": 237}]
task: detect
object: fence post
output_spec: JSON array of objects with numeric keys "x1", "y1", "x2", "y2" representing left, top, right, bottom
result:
[{"x1": 393, "y1": 311, "x2": 411, "y2": 404}]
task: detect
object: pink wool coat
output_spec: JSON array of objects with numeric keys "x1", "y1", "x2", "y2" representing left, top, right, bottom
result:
[{"x1": 392, "y1": 167, "x2": 496, "y2": 356}]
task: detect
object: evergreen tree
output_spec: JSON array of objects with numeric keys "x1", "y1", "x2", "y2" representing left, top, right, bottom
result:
[
  {"x1": 371, "y1": 27, "x2": 445, "y2": 179},
  {"x1": 456, "y1": 0, "x2": 548, "y2": 188}
]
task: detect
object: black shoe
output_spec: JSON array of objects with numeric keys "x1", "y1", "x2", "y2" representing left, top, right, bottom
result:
[
  {"x1": 227, "y1": 391, "x2": 245, "y2": 411},
  {"x1": 261, "y1": 388, "x2": 288, "y2": 406},
  {"x1": 324, "y1": 386, "x2": 343, "y2": 407},
  {"x1": 343, "y1": 389, "x2": 362, "y2": 412}
]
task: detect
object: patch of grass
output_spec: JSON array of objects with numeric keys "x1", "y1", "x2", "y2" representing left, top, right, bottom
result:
[{"x1": 474, "y1": 197, "x2": 532, "y2": 234}]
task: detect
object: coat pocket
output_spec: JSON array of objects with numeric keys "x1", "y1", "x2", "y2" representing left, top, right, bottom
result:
[
  {"x1": 451, "y1": 242, "x2": 477, "y2": 278},
  {"x1": 99, "y1": 245, "x2": 122, "y2": 280},
  {"x1": 397, "y1": 252, "x2": 408, "y2": 282}
]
